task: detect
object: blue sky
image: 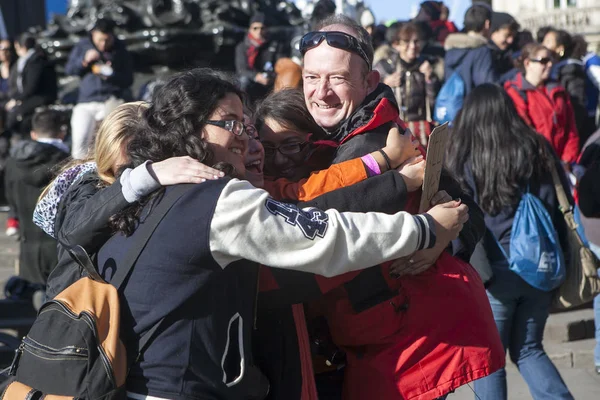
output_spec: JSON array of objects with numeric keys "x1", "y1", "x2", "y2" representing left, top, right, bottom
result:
[{"x1": 366, "y1": 0, "x2": 470, "y2": 28}]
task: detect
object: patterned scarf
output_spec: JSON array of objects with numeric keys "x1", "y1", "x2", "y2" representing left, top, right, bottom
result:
[
  {"x1": 33, "y1": 162, "x2": 98, "y2": 238},
  {"x1": 246, "y1": 33, "x2": 264, "y2": 70}
]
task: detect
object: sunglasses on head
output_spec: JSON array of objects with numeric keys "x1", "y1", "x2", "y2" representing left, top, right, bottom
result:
[
  {"x1": 529, "y1": 57, "x2": 552, "y2": 65},
  {"x1": 300, "y1": 31, "x2": 372, "y2": 71}
]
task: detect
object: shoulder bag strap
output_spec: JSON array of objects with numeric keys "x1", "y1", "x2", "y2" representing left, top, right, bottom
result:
[{"x1": 549, "y1": 162, "x2": 584, "y2": 246}]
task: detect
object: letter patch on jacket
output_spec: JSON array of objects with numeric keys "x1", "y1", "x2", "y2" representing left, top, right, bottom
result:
[{"x1": 265, "y1": 199, "x2": 329, "y2": 240}]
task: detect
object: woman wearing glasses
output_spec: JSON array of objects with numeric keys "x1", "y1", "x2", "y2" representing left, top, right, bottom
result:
[
  {"x1": 374, "y1": 22, "x2": 440, "y2": 145},
  {"x1": 504, "y1": 43, "x2": 580, "y2": 164},
  {"x1": 95, "y1": 68, "x2": 468, "y2": 400}
]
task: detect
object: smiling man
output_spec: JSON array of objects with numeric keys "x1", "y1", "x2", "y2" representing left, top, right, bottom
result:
[{"x1": 299, "y1": 13, "x2": 503, "y2": 400}]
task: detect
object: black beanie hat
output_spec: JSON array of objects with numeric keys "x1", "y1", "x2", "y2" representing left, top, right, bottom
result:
[
  {"x1": 420, "y1": 1, "x2": 442, "y2": 21},
  {"x1": 490, "y1": 12, "x2": 517, "y2": 33},
  {"x1": 250, "y1": 12, "x2": 267, "y2": 26}
]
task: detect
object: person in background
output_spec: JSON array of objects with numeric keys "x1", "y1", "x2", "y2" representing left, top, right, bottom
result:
[
  {"x1": 0, "y1": 39, "x2": 15, "y2": 106},
  {"x1": 414, "y1": 1, "x2": 455, "y2": 46},
  {"x1": 504, "y1": 43, "x2": 580, "y2": 165},
  {"x1": 446, "y1": 83, "x2": 574, "y2": 400},
  {"x1": 235, "y1": 12, "x2": 283, "y2": 103},
  {"x1": 537, "y1": 26, "x2": 554, "y2": 44},
  {"x1": 375, "y1": 22, "x2": 440, "y2": 144},
  {"x1": 443, "y1": 4, "x2": 497, "y2": 93},
  {"x1": 573, "y1": 35, "x2": 599, "y2": 139},
  {"x1": 65, "y1": 18, "x2": 133, "y2": 159},
  {"x1": 4, "y1": 33, "x2": 57, "y2": 137},
  {"x1": 575, "y1": 128, "x2": 600, "y2": 375},
  {"x1": 4, "y1": 110, "x2": 69, "y2": 286},
  {"x1": 488, "y1": 12, "x2": 520, "y2": 78},
  {"x1": 0, "y1": 39, "x2": 16, "y2": 220},
  {"x1": 542, "y1": 28, "x2": 588, "y2": 143}
]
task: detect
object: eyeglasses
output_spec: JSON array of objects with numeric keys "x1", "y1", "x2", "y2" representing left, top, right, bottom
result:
[
  {"x1": 262, "y1": 141, "x2": 309, "y2": 157},
  {"x1": 206, "y1": 120, "x2": 246, "y2": 137},
  {"x1": 399, "y1": 39, "x2": 422, "y2": 47},
  {"x1": 300, "y1": 31, "x2": 372, "y2": 71},
  {"x1": 529, "y1": 57, "x2": 552, "y2": 65},
  {"x1": 245, "y1": 123, "x2": 258, "y2": 139},
  {"x1": 251, "y1": 26, "x2": 266, "y2": 31}
]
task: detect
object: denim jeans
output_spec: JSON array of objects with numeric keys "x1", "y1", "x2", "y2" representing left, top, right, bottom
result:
[
  {"x1": 473, "y1": 268, "x2": 573, "y2": 400},
  {"x1": 590, "y1": 242, "x2": 600, "y2": 367}
]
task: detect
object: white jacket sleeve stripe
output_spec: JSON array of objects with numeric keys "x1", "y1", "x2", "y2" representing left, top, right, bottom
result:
[{"x1": 209, "y1": 179, "x2": 435, "y2": 277}]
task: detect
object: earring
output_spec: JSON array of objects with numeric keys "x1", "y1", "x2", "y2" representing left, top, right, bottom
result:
[{"x1": 559, "y1": 49, "x2": 564, "y2": 58}]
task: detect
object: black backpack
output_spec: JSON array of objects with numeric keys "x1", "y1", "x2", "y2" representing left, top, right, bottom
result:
[{"x1": 2, "y1": 186, "x2": 188, "y2": 400}]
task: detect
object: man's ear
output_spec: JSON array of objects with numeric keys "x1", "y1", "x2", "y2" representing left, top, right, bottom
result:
[
  {"x1": 366, "y1": 69, "x2": 380, "y2": 94},
  {"x1": 484, "y1": 19, "x2": 491, "y2": 36},
  {"x1": 30, "y1": 131, "x2": 38, "y2": 141}
]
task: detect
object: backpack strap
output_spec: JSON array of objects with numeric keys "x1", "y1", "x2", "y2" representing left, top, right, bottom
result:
[{"x1": 109, "y1": 184, "x2": 191, "y2": 290}]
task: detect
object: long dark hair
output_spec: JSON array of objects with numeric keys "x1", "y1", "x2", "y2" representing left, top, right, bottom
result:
[
  {"x1": 112, "y1": 68, "x2": 243, "y2": 235},
  {"x1": 445, "y1": 83, "x2": 553, "y2": 215}
]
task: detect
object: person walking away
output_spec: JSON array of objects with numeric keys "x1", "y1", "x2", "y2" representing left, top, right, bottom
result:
[
  {"x1": 65, "y1": 18, "x2": 133, "y2": 159},
  {"x1": 542, "y1": 29, "x2": 588, "y2": 144},
  {"x1": 235, "y1": 12, "x2": 283, "y2": 103},
  {"x1": 0, "y1": 39, "x2": 16, "y2": 224},
  {"x1": 504, "y1": 43, "x2": 580, "y2": 165},
  {"x1": 446, "y1": 83, "x2": 574, "y2": 400},
  {"x1": 443, "y1": 4, "x2": 498, "y2": 93},
  {"x1": 375, "y1": 22, "x2": 440, "y2": 145},
  {"x1": 4, "y1": 110, "x2": 69, "y2": 285},
  {"x1": 4, "y1": 33, "x2": 57, "y2": 138},
  {"x1": 488, "y1": 12, "x2": 520, "y2": 79}
]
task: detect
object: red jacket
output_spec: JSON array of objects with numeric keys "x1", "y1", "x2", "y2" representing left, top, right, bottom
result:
[
  {"x1": 504, "y1": 72, "x2": 580, "y2": 163},
  {"x1": 261, "y1": 91, "x2": 504, "y2": 400}
]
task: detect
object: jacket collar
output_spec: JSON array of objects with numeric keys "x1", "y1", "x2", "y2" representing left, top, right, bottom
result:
[
  {"x1": 318, "y1": 83, "x2": 400, "y2": 144},
  {"x1": 444, "y1": 32, "x2": 488, "y2": 51}
]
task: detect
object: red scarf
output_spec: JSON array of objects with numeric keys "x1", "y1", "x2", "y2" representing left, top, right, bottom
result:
[{"x1": 246, "y1": 33, "x2": 264, "y2": 70}]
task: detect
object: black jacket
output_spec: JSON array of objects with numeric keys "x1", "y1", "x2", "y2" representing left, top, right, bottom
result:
[
  {"x1": 8, "y1": 51, "x2": 57, "y2": 117},
  {"x1": 5, "y1": 140, "x2": 69, "y2": 284},
  {"x1": 553, "y1": 59, "x2": 588, "y2": 141},
  {"x1": 488, "y1": 40, "x2": 515, "y2": 79},
  {"x1": 374, "y1": 52, "x2": 440, "y2": 122},
  {"x1": 234, "y1": 35, "x2": 284, "y2": 80},
  {"x1": 45, "y1": 174, "x2": 129, "y2": 299},
  {"x1": 65, "y1": 37, "x2": 133, "y2": 103}
]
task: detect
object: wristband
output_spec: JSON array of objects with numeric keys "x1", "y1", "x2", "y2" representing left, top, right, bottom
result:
[
  {"x1": 361, "y1": 154, "x2": 382, "y2": 176},
  {"x1": 378, "y1": 149, "x2": 393, "y2": 171}
]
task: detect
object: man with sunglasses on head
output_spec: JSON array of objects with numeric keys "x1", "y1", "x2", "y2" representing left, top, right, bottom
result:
[
  {"x1": 235, "y1": 12, "x2": 284, "y2": 102},
  {"x1": 295, "y1": 13, "x2": 504, "y2": 400}
]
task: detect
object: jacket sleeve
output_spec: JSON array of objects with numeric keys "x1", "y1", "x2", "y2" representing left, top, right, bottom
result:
[
  {"x1": 298, "y1": 170, "x2": 408, "y2": 214},
  {"x1": 13, "y1": 59, "x2": 44, "y2": 101},
  {"x1": 65, "y1": 43, "x2": 89, "y2": 77},
  {"x1": 106, "y1": 47, "x2": 134, "y2": 89},
  {"x1": 209, "y1": 179, "x2": 436, "y2": 277},
  {"x1": 56, "y1": 163, "x2": 160, "y2": 252},
  {"x1": 425, "y1": 75, "x2": 441, "y2": 114},
  {"x1": 264, "y1": 158, "x2": 368, "y2": 202},
  {"x1": 235, "y1": 41, "x2": 256, "y2": 80},
  {"x1": 561, "y1": 94, "x2": 581, "y2": 164}
]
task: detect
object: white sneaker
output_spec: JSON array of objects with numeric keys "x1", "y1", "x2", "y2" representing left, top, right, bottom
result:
[{"x1": 6, "y1": 227, "x2": 19, "y2": 237}]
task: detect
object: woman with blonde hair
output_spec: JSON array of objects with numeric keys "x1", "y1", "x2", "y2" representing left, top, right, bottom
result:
[{"x1": 35, "y1": 101, "x2": 224, "y2": 298}]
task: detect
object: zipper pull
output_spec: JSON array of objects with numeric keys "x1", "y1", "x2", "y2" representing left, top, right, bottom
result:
[{"x1": 8, "y1": 342, "x2": 24, "y2": 376}]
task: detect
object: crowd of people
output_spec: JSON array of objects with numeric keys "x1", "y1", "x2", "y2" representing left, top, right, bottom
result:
[{"x1": 0, "y1": 0, "x2": 599, "y2": 399}]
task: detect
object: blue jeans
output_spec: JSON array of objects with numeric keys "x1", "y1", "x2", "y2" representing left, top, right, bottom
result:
[
  {"x1": 473, "y1": 268, "x2": 573, "y2": 400},
  {"x1": 590, "y1": 242, "x2": 600, "y2": 366}
]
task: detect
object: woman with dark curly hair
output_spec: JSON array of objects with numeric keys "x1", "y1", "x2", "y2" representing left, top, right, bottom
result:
[{"x1": 95, "y1": 68, "x2": 467, "y2": 399}]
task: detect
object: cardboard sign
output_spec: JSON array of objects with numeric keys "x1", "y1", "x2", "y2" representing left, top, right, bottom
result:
[{"x1": 419, "y1": 123, "x2": 449, "y2": 213}]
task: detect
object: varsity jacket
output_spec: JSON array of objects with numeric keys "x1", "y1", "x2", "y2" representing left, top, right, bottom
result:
[
  {"x1": 504, "y1": 72, "x2": 580, "y2": 164},
  {"x1": 96, "y1": 179, "x2": 436, "y2": 399}
]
